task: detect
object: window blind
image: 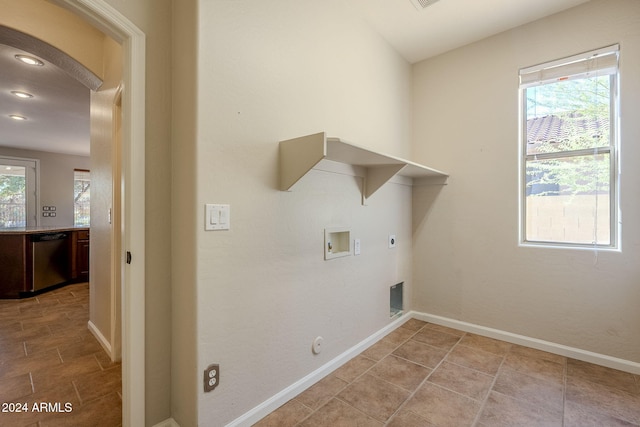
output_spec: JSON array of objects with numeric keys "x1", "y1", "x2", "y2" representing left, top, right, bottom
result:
[{"x1": 519, "y1": 45, "x2": 619, "y2": 88}]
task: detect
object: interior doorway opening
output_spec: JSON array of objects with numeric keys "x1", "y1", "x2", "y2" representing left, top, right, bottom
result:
[{"x1": 1, "y1": 1, "x2": 146, "y2": 424}]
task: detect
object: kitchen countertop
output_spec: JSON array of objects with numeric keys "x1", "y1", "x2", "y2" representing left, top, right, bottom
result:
[{"x1": 0, "y1": 226, "x2": 89, "y2": 235}]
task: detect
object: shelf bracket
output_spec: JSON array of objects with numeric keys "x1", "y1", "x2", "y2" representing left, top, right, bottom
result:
[
  {"x1": 362, "y1": 164, "x2": 407, "y2": 205},
  {"x1": 279, "y1": 132, "x2": 326, "y2": 191}
]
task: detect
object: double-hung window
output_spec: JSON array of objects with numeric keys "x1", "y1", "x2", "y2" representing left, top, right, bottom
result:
[{"x1": 519, "y1": 45, "x2": 619, "y2": 248}]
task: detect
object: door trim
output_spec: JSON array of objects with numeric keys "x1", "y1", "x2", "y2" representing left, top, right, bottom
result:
[
  {"x1": 111, "y1": 85, "x2": 123, "y2": 362},
  {"x1": 52, "y1": 1, "x2": 146, "y2": 426}
]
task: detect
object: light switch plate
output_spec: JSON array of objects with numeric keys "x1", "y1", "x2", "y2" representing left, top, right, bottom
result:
[{"x1": 205, "y1": 204, "x2": 230, "y2": 231}]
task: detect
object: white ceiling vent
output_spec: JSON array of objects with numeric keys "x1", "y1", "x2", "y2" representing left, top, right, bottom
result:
[{"x1": 409, "y1": 0, "x2": 441, "y2": 10}]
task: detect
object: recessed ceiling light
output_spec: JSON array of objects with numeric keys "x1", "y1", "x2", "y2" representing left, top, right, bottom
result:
[
  {"x1": 9, "y1": 114, "x2": 27, "y2": 121},
  {"x1": 14, "y1": 54, "x2": 44, "y2": 66},
  {"x1": 11, "y1": 90, "x2": 34, "y2": 99}
]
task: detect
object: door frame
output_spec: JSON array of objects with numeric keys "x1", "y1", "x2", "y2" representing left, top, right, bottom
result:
[
  {"x1": 111, "y1": 85, "x2": 123, "y2": 362},
  {"x1": 52, "y1": 1, "x2": 146, "y2": 425}
]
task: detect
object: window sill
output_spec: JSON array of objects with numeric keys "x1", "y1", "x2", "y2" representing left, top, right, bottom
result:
[{"x1": 519, "y1": 241, "x2": 620, "y2": 253}]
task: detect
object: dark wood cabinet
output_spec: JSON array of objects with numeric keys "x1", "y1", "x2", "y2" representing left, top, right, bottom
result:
[
  {"x1": 0, "y1": 234, "x2": 30, "y2": 298},
  {"x1": 72, "y1": 229, "x2": 90, "y2": 281},
  {"x1": 0, "y1": 227, "x2": 89, "y2": 298}
]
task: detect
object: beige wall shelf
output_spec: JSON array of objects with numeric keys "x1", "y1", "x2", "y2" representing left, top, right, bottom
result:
[{"x1": 279, "y1": 132, "x2": 448, "y2": 203}]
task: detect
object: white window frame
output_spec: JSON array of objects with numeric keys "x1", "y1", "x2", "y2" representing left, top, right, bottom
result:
[
  {"x1": 518, "y1": 45, "x2": 620, "y2": 250},
  {"x1": 0, "y1": 156, "x2": 40, "y2": 228}
]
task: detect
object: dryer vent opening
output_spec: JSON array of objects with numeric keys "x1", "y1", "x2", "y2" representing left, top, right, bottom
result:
[{"x1": 390, "y1": 282, "x2": 403, "y2": 317}]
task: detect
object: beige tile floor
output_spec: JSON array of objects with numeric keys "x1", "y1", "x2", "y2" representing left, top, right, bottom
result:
[
  {"x1": 255, "y1": 319, "x2": 640, "y2": 427},
  {"x1": 0, "y1": 283, "x2": 121, "y2": 427}
]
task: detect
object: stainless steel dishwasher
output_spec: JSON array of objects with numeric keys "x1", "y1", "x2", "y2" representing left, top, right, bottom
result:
[{"x1": 31, "y1": 232, "x2": 70, "y2": 291}]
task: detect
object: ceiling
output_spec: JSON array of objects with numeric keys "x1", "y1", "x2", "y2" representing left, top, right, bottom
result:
[
  {"x1": 0, "y1": 43, "x2": 90, "y2": 157},
  {"x1": 0, "y1": 0, "x2": 590, "y2": 157},
  {"x1": 345, "y1": 0, "x2": 591, "y2": 63}
]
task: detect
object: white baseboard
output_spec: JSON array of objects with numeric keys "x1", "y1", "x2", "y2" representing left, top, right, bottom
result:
[
  {"x1": 152, "y1": 418, "x2": 181, "y2": 427},
  {"x1": 226, "y1": 310, "x2": 640, "y2": 427},
  {"x1": 225, "y1": 312, "x2": 413, "y2": 427},
  {"x1": 87, "y1": 320, "x2": 112, "y2": 360},
  {"x1": 412, "y1": 311, "x2": 640, "y2": 375}
]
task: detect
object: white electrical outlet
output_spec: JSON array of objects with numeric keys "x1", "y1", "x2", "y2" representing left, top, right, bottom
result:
[
  {"x1": 203, "y1": 364, "x2": 220, "y2": 392},
  {"x1": 354, "y1": 238, "x2": 361, "y2": 255}
]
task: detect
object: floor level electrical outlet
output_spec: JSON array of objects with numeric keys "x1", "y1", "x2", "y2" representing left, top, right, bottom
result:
[
  {"x1": 204, "y1": 364, "x2": 220, "y2": 392},
  {"x1": 312, "y1": 336, "x2": 324, "y2": 354}
]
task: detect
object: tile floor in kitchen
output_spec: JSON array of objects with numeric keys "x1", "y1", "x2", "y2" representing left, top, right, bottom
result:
[{"x1": 0, "y1": 283, "x2": 121, "y2": 427}]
